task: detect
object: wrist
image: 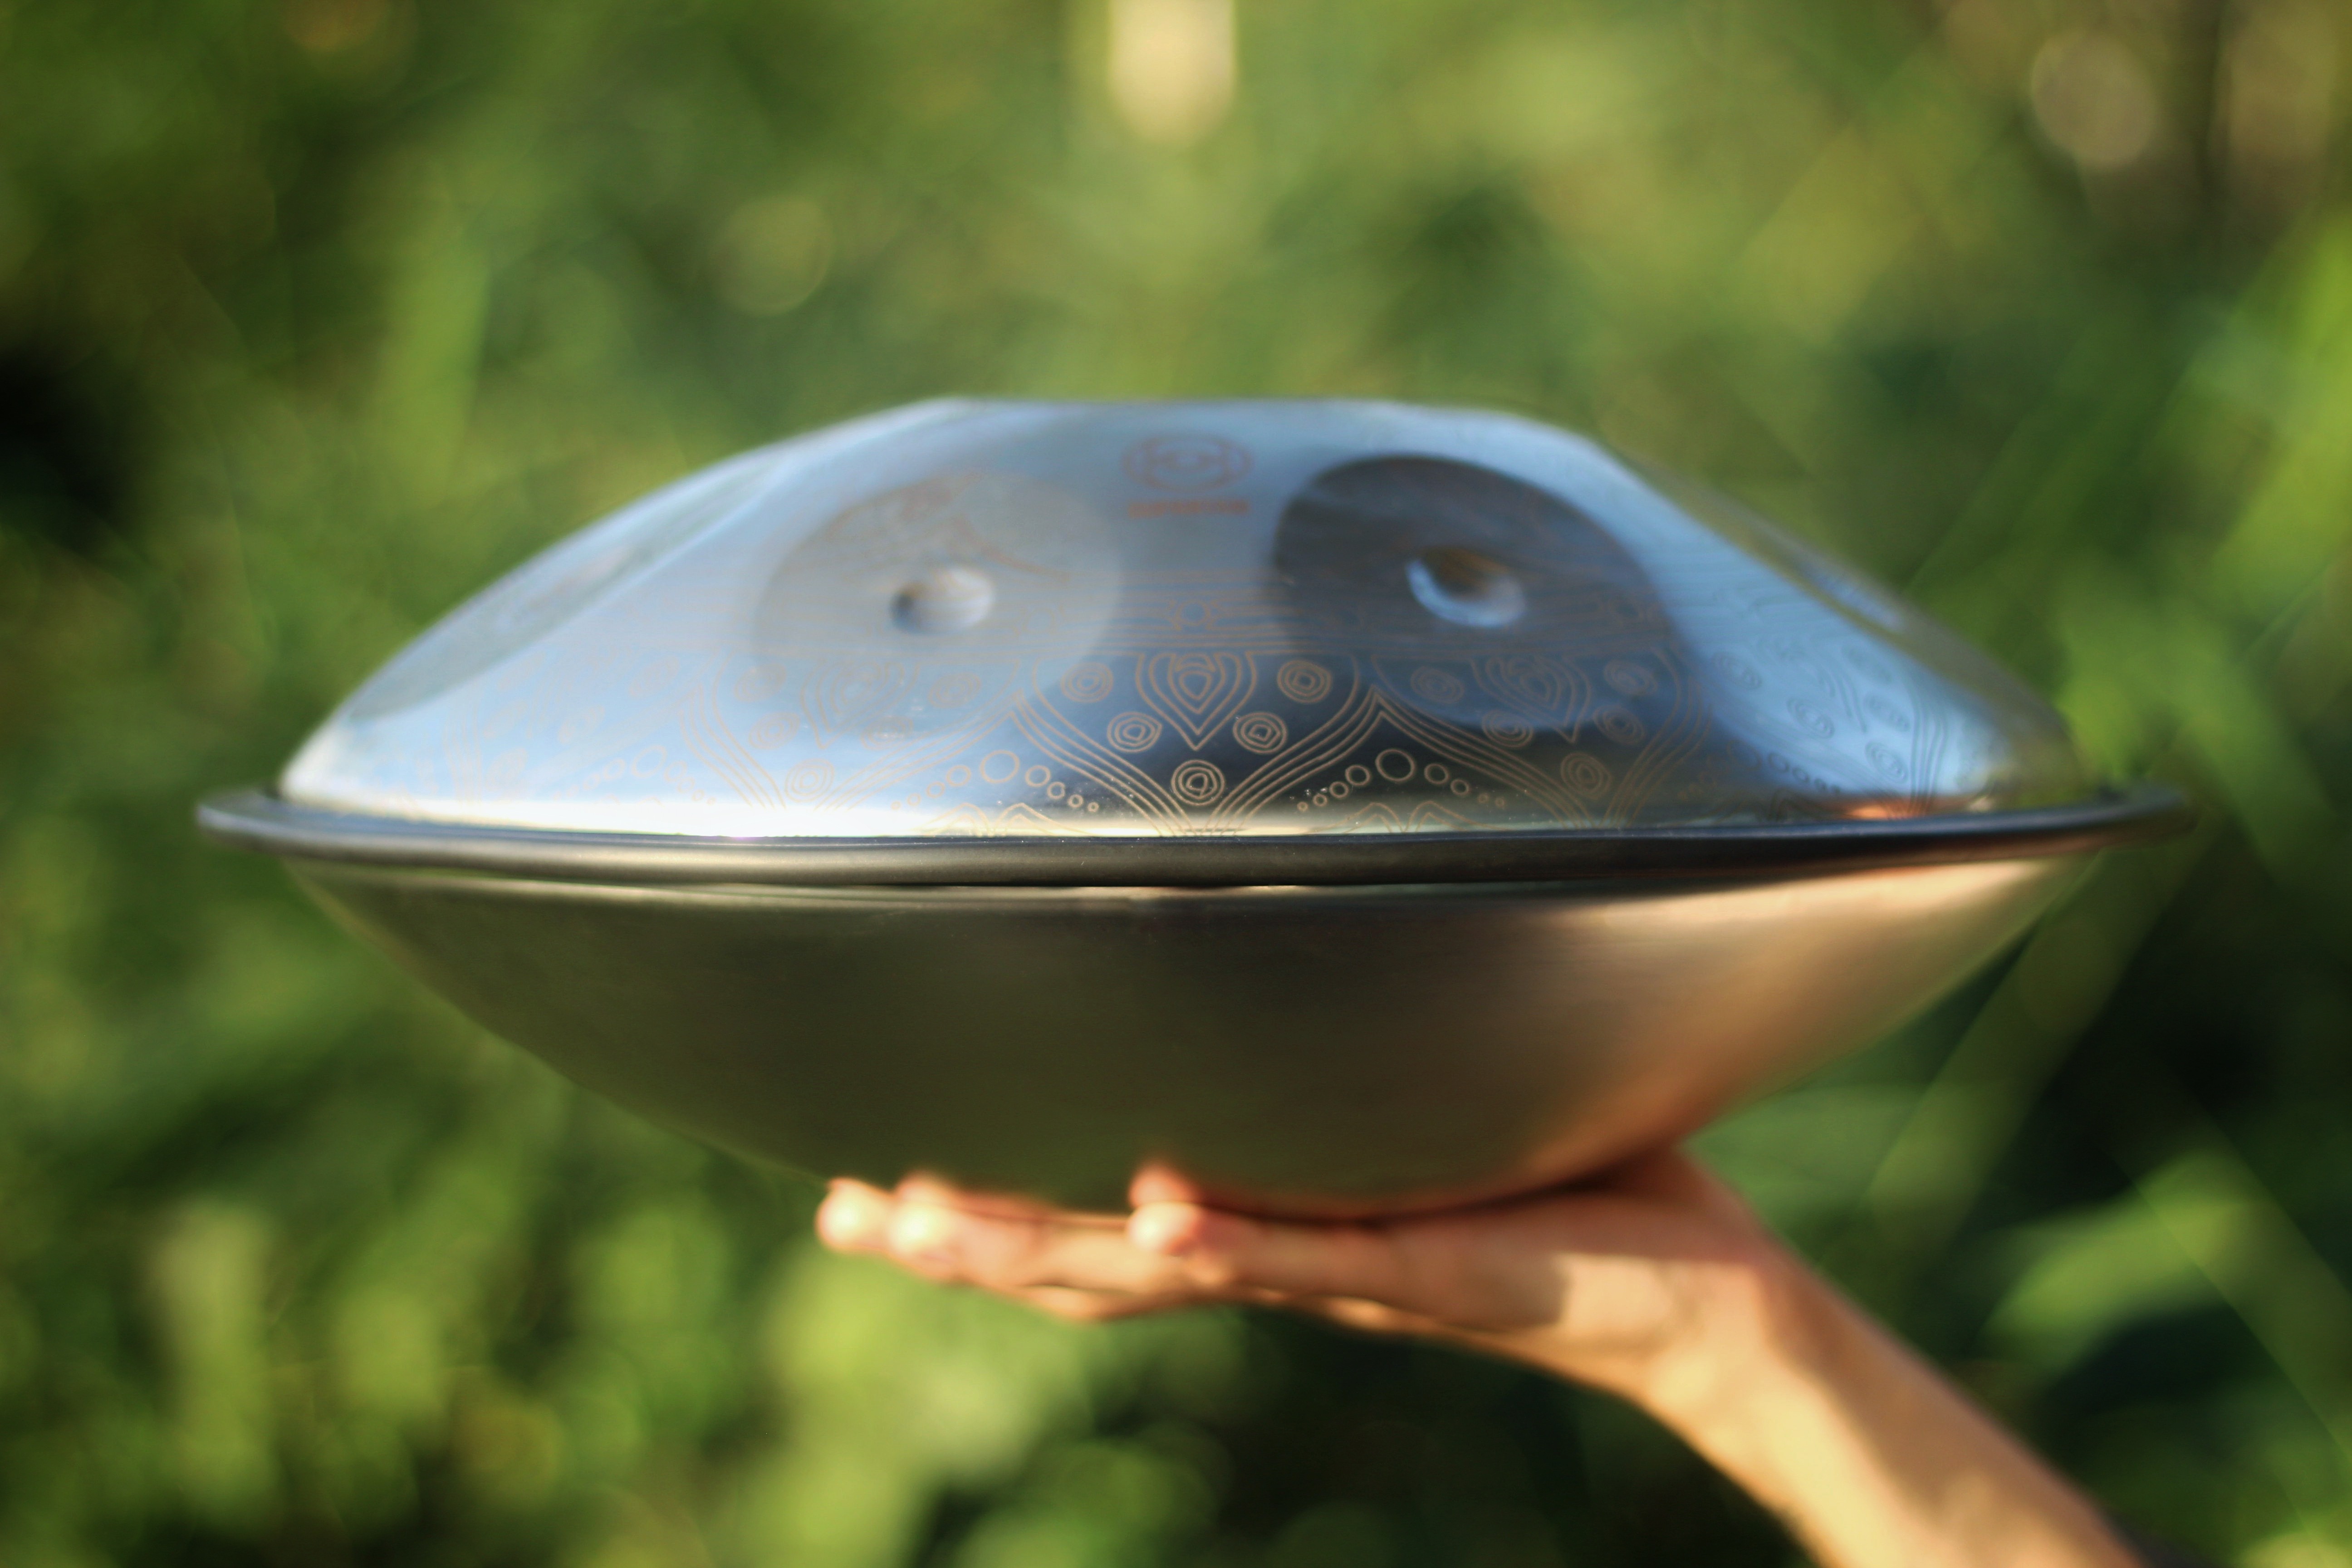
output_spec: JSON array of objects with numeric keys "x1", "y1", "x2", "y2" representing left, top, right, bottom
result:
[
  {"x1": 1617, "y1": 1232, "x2": 1835, "y2": 1439},
  {"x1": 1605, "y1": 1253, "x2": 2139, "y2": 1568},
  {"x1": 1469, "y1": 1225, "x2": 1822, "y2": 1422}
]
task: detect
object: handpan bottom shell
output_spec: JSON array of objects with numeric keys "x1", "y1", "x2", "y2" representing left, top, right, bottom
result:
[{"x1": 289, "y1": 853, "x2": 2082, "y2": 1215}]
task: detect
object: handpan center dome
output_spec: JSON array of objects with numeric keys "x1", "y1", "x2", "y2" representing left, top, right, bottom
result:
[{"x1": 283, "y1": 400, "x2": 2087, "y2": 839}]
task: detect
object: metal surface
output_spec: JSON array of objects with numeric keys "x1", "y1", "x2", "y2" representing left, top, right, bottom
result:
[
  {"x1": 204, "y1": 782, "x2": 2187, "y2": 887},
  {"x1": 289, "y1": 853, "x2": 2084, "y2": 1214},
  {"x1": 279, "y1": 400, "x2": 2094, "y2": 841}
]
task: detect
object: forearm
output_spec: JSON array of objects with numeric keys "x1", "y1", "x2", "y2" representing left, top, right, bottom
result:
[
  {"x1": 825, "y1": 1159, "x2": 2155, "y2": 1568},
  {"x1": 1605, "y1": 1258, "x2": 2137, "y2": 1568}
]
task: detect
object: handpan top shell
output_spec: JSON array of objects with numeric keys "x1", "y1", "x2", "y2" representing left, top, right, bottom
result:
[{"x1": 273, "y1": 400, "x2": 2099, "y2": 853}]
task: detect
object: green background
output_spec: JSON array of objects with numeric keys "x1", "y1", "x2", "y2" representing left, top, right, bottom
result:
[{"x1": 3, "y1": 0, "x2": 2350, "y2": 1563}]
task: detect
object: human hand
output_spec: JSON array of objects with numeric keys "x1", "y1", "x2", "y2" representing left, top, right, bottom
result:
[
  {"x1": 813, "y1": 1148, "x2": 1795, "y2": 1410},
  {"x1": 816, "y1": 1154, "x2": 2143, "y2": 1568}
]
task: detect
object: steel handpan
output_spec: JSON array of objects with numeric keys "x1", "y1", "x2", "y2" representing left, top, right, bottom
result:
[{"x1": 201, "y1": 399, "x2": 2185, "y2": 1213}]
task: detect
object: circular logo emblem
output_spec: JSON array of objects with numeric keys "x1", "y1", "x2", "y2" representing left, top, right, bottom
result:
[{"x1": 1123, "y1": 435, "x2": 1252, "y2": 492}]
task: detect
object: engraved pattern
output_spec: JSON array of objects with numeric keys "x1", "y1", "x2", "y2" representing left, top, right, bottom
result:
[
  {"x1": 1277, "y1": 659, "x2": 1332, "y2": 703},
  {"x1": 1232, "y1": 712, "x2": 1289, "y2": 754},
  {"x1": 282, "y1": 402, "x2": 2088, "y2": 839},
  {"x1": 1139, "y1": 651, "x2": 1255, "y2": 748}
]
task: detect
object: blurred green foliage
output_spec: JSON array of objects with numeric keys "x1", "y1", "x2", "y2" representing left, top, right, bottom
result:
[{"x1": 2, "y1": 0, "x2": 2349, "y2": 1563}]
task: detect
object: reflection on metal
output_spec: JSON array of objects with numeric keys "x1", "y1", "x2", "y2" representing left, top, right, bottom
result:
[
  {"x1": 892, "y1": 564, "x2": 995, "y2": 634},
  {"x1": 288, "y1": 853, "x2": 2085, "y2": 1214},
  {"x1": 277, "y1": 401, "x2": 2097, "y2": 841},
  {"x1": 196, "y1": 784, "x2": 2187, "y2": 887},
  {"x1": 1408, "y1": 547, "x2": 1526, "y2": 628}
]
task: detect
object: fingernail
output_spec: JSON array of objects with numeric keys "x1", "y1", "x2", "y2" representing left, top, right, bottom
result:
[
  {"x1": 1129, "y1": 1204, "x2": 1199, "y2": 1256},
  {"x1": 891, "y1": 1202, "x2": 958, "y2": 1260},
  {"x1": 817, "y1": 1187, "x2": 886, "y2": 1249}
]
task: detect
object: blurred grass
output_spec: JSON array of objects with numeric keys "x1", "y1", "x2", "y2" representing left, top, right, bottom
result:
[{"x1": 2, "y1": 0, "x2": 2349, "y2": 1563}]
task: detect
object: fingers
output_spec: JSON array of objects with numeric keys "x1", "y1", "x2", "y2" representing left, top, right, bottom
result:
[
  {"x1": 818, "y1": 1147, "x2": 1758, "y2": 1347},
  {"x1": 1129, "y1": 1201, "x2": 1424, "y2": 1306},
  {"x1": 832, "y1": 1175, "x2": 1542, "y2": 1332},
  {"x1": 818, "y1": 1186, "x2": 1183, "y2": 1322},
  {"x1": 817, "y1": 1176, "x2": 1224, "y2": 1304},
  {"x1": 1128, "y1": 1160, "x2": 1213, "y2": 1208},
  {"x1": 815, "y1": 1177, "x2": 897, "y2": 1250}
]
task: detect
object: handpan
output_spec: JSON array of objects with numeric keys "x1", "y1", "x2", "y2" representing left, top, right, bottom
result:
[{"x1": 201, "y1": 400, "x2": 2186, "y2": 1213}]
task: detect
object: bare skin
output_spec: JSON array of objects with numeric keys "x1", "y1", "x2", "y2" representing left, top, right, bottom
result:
[{"x1": 817, "y1": 1152, "x2": 2140, "y2": 1568}]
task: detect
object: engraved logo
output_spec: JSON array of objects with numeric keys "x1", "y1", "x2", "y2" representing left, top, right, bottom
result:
[{"x1": 1123, "y1": 435, "x2": 1252, "y2": 492}]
